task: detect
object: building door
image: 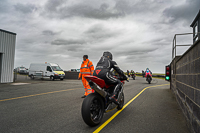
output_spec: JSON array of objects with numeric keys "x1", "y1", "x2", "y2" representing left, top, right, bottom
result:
[{"x1": 0, "y1": 53, "x2": 2, "y2": 81}]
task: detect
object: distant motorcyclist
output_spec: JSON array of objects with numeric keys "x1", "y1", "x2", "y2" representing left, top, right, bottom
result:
[
  {"x1": 142, "y1": 70, "x2": 145, "y2": 77},
  {"x1": 93, "y1": 51, "x2": 127, "y2": 105},
  {"x1": 145, "y1": 68, "x2": 152, "y2": 83},
  {"x1": 130, "y1": 70, "x2": 136, "y2": 80},
  {"x1": 127, "y1": 70, "x2": 130, "y2": 77},
  {"x1": 145, "y1": 68, "x2": 152, "y2": 77},
  {"x1": 130, "y1": 70, "x2": 135, "y2": 75}
]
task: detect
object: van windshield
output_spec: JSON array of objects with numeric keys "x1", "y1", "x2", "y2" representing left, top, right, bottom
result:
[
  {"x1": 51, "y1": 66, "x2": 62, "y2": 71},
  {"x1": 19, "y1": 67, "x2": 26, "y2": 70}
]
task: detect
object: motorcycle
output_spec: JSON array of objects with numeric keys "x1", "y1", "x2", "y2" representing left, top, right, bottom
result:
[
  {"x1": 145, "y1": 71, "x2": 152, "y2": 84},
  {"x1": 131, "y1": 74, "x2": 135, "y2": 80},
  {"x1": 142, "y1": 71, "x2": 145, "y2": 78},
  {"x1": 81, "y1": 75, "x2": 128, "y2": 127}
]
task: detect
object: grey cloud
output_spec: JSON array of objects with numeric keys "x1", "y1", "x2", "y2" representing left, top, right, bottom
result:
[
  {"x1": 51, "y1": 39, "x2": 86, "y2": 45},
  {"x1": 64, "y1": 4, "x2": 124, "y2": 19},
  {"x1": 146, "y1": 38, "x2": 171, "y2": 46},
  {"x1": 0, "y1": 0, "x2": 12, "y2": 13},
  {"x1": 45, "y1": 0, "x2": 65, "y2": 12},
  {"x1": 163, "y1": 0, "x2": 200, "y2": 24},
  {"x1": 42, "y1": 30, "x2": 60, "y2": 36},
  {"x1": 42, "y1": 0, "x2": 124, "y2": 19},
  {"x1": 14, "y1": 3, "x2": 37, "y2": 14},
  {"x1": 114, "y1": 0, "x2": 166, "y2": 16},
  {"x1": 115, "y1": 47, "x2": 158, "y2": 57},
  {"x1": 84, "y1": 24, "x2": 119, "y2": 40},
  {"x1": 85, "y1": 24, "x2": 105, "y2": 34},
  {"x1": 42, "y1": 0, "x2": 168, "y2": 20}
]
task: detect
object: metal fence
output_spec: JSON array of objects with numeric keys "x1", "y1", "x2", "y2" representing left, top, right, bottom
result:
[{"x1": 172, "y1": 32, "x2": 200, "y2": 60}]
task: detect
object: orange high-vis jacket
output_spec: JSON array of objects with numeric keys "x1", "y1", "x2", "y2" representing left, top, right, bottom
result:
[{"x1": 79, "y1": 59, "x2": 94, "y2": 78}]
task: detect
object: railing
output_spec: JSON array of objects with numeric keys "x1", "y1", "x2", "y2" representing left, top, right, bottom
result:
[
  {"x1": 172, "y1": 32, "x2": 200, "y2": 60},
  {"x1": 172, "y1": 33, "x2": 192, "y2": 60}
]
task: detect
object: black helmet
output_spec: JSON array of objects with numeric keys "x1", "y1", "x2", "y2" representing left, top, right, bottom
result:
[{"x1": 103, "y1": 51, "x2": 113, "y2": 60}]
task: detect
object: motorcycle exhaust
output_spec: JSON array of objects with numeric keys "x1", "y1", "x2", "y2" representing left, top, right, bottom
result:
[{"x1": 89, "y1": 82, "x2": 107, "y2": 97}]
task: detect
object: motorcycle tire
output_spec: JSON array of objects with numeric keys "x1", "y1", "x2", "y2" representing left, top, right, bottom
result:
[
  {"x1": 148, "y1": 78, "x2": 151, "y2": 84},
  {"x1": 117, "y1": 92, "x2": 124, "y2": 110},
  {"x1": 81, "y1": 93, "x2": 104, "y2": 127}
]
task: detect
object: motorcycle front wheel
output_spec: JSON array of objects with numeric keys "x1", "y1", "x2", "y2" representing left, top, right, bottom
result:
[
  {"x1": 148, "y1": 77, "x2": 151, "y2": 84},
  {"x1": 117, "y1": 92, "x2": 124, "y2": 110},
  {"x1": 81, "y1": 93, "x2": 104, "y2": 127}
]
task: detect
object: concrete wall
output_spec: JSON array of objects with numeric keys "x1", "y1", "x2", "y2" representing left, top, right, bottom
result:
[
  {"x1": 64, "y1": 72, "x2": 79, "y2": 79},
  {"x1": 171, "y1": 39, "x2": 200, "y2": 133},
  {"x1": 0, "y1": 29, "x2": 16, "y2": 83}
]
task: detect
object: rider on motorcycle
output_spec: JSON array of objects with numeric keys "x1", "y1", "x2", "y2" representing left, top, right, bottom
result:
[
  {"x1": 142, "y1": 70, "x2": 145, "y2": 77},
  {"x1": 145, "y1": 68, "x2": 152, "y2": 77},
  {"x1": 127, "y1": 70, "x2": 130, "y2": 77},
  {"x1": 130, "y1": 70, "x2": 135, "y2": 75},
  {"x1": 145, "y1": 68, "x2": 152, "y2": 75},
  {"x1": 93, "y1": 51, "x2": 127, "y2": 105}
]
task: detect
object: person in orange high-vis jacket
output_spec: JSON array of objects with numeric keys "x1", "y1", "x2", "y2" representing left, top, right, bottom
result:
[{"x1": 78, "y1": 55, "x2": 94, "y2": 98}]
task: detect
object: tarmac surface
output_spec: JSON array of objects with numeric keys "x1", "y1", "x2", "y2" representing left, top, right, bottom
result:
[{"x1": 0, "y1": 75, "x2": 189, "y2": 133}]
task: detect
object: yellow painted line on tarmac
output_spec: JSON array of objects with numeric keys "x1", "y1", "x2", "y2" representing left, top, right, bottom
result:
[
  {"x1": 93, "y1": 84, "x2": 169, "y2": 133},
  {"x1": 0, "y1": 88, "x2": 82, "y2": 102}
]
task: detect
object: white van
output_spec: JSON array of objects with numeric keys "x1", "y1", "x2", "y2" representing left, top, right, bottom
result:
[
  {"x1": 28, "y1": 63, "x2": 65, "y2": 80},
  {"x1": 16, "y1": 66, "x2": 28, "y2": 74}
]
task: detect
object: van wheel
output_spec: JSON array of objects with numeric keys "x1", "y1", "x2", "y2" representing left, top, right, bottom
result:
[
  {"x1": 50, "y1": 76, "x2": 54, "y2": 81},
  {"x1": 60, "y1": 78, "x2": 63, "y2": 80},
  {"x1": 30, "y1": 75, "x2": 34, "y2": 80}
]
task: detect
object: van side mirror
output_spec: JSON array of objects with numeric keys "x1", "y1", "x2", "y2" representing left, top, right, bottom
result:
[{"x1": 49, "y1": 70, "x2": 52, "y2": 72}]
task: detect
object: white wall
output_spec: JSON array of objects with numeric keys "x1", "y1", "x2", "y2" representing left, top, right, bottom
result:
[{"x1": 0, "y1": 29, "x2": 16, "y2": 83}]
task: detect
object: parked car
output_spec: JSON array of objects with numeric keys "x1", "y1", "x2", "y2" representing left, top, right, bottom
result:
[
  {"x1": 70, "y1": 69, "x2": 80, "y2": 72},
  {"x1": 71, "y1": 69, "x2": 77, "y2": 72}
]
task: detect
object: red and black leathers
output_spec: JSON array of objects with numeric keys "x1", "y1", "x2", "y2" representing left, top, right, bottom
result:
[{"x1": 93, "y1": 56, "x2": 127, "y2": 104}]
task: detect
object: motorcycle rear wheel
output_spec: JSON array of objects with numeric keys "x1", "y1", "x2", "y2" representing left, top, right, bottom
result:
[{"x1": 81, "y1": 93, "x2": 104, "y2": 127}]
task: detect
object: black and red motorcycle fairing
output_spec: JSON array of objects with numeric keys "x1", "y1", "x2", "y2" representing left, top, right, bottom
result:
[
  {"x1": 81, "y1": 75, "x2": 127, "y2": 127},
  {"x1": 145, "y1": 71, "x2": 152, "y2": 84}
]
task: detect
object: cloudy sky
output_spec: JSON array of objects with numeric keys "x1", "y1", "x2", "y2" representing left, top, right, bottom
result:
[{"x1": 1, "y1": 0, "x2": 199, "y2": 73}]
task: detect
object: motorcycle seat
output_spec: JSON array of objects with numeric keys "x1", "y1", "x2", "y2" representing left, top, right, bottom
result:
[{"x1": 84, "y1": 76, "x2": 110, "y2": 89}]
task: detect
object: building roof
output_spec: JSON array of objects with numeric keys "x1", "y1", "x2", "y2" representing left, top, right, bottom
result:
[
  {"x1": 190, "y1": 10, "x2": 200, "y2": 27},
  {"x1": 0, "y1": 29, "x2": 16, "y2": 35}
]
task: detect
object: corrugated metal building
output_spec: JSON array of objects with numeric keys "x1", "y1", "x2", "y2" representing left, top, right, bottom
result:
[{"x1": 0, "y1": 29, "x2": 16, "y2": 83}]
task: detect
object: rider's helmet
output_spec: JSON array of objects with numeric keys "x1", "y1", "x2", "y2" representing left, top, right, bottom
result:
[
  {"x1": 146, "y1": 68, "x2": 149, "y2": 70},
  {"x1": 103, "y1": 51, "x2": 113, "y2": 60}
]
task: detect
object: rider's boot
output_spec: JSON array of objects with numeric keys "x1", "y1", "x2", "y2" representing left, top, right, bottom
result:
[
  {"x1": 109, "y1": 83, "x2": 122, "y2": 105},
  {"x1": 109, "y1": 93, "x2": 119, "y2": 105}
]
